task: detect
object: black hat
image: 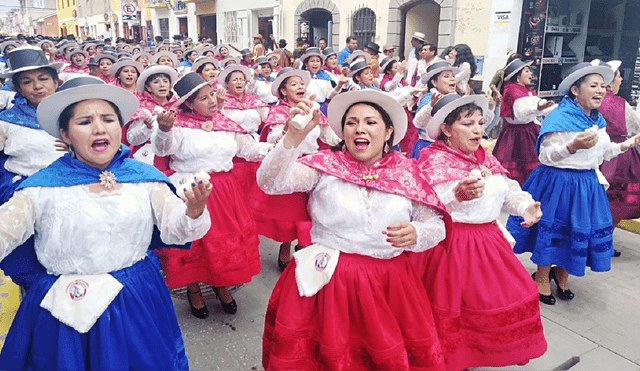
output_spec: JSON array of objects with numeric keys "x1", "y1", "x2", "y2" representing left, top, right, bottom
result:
[
  {"x1": 173, "y1": 34, "x2": 183, "y2": 40},
  {"x1": 174, "y1": 72, "x2": 211, "y2": 106},
  {"x1": 322, "y1": 47, "x2": 337, "y2": 58},
  {"x1": 155, "y1": 35, "x2": 163, "y2": 42},
  {"x1": 503, "y1": 59, "x2": 533, "y2": 81},
  {"x1": 0, "y1": 46, "x2": 64, "y2": 78},
  {"x1": 365, "y1": 42, "x2": 380, "y2": 54}
]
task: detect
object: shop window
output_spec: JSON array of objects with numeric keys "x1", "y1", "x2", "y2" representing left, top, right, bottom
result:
[{"x1": 351, "y1": 7, "x2": 376, "y2": 49}]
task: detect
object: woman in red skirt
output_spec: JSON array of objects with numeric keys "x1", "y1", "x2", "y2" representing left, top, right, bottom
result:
[
  {"x1": 599, "y1": 60, "x2": 640, "y2": 253},
  {"x1": 493, "y1": 59, "x2": 555, "y2": 185},
  {"x1": 416, "y1": 94, "x2": 547, "y2": 370},
  {"x1": 257, "y1": 90, "x2": 449, "y2": 370},
  {"x1": 151, "y1": 72, "x2": 273, "y2": 318},
  {"x1": 218, "y1": 64, "x2": 271, "y2": 196},
  {"x1": 256, "y1": 67, "x2": 340, "y2": 271}
]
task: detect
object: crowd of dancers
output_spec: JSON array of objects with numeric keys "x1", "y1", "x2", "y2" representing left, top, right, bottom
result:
[{"x1": 0, "y1": 31, "x2": 639, "y2": 370}]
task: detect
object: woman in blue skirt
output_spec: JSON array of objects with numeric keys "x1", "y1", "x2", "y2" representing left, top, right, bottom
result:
[
  {"x1": 0, "y1": 76, "x2": 212, "y2": 370},
  {"x1": 507, "y1": 63, "x2": 640, "y2": 305}
]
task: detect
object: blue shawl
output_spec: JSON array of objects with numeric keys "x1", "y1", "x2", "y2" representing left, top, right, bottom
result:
[
  {"x1": 310, "y1": 69, "x2": 334, "y2": 82},
  {"x1": 257, "y1": 75, "x2": 275, "y2": 82},
  {"x1": 536, "y1": 96, "x2": 606, "y2": 154},
  {"x1": 0, "y1": 93, "x2": 41, "y2": 129}
]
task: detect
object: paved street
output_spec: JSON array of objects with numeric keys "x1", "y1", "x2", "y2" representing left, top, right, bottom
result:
[{"x1": 175, "y1": 217, "x2": 640, "y2": 371}]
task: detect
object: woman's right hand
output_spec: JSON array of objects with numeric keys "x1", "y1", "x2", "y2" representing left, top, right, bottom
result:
[
  {"x1": 184, "y1": 179, "x2": 213, "y2": 219},
  {"x1": 453, "y1": 176, "x2": 484, "y2": 201},
  {"x1": 157, "y1": 110, "x2": 176, "y2": 132},
  {"x1": 283, "y1": 101, "x2": 320, "y2": 149},
  {"x1": 568, "y1": 132, "x2": 598, "y2": 152}
]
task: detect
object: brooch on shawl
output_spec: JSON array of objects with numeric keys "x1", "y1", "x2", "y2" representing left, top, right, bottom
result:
[
  {"x1": 201, "y1": 121, "x2": 213, "y2": 132},
  {"x1": 99, "y1": 171, "x2": 117, "y2": 189},
  {"x1": 362, "y1": 174, "x2": 378, "y2": 180},
  {"x1": 479, "y1": 164, "x2": 492, "y2": 177}
]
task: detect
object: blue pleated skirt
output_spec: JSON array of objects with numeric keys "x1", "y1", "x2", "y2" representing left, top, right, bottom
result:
[
  {"x1": 506, "y1": 165, "x2": 614, "y2": 276},
  {"x1": 0, "y1": 253, "x2": 189, "y2": 370},
  {"x1": 410, "y1": 138, "x2": 432, "y2": 159}
]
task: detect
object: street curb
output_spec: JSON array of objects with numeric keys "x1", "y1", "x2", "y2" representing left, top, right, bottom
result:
[{"x1": 619, "y1": 219, "x2": 640, "y2": 234}]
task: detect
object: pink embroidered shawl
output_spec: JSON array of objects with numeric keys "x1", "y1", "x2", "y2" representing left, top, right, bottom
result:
[
  {"x1": 173, "y1": 109, "x2": 249, "y2": 133},
  {"x1": 259, "y1": 99, "x2": 329, "y2": 142},
  {"x1": 61, "y1": 64, "x2": 89, "y2": 74},
  {"x1": 418, "y1": 140, "x2": 508, "y2": 185},
  {"x1": 600, "y1": 90, "x2": 627, "y2": 138},
  {"x1": 500, "y1": 82, "x2": 536, "y2": 120},
  {"x1": 222, "y1": 92, "x2": 268, "y2": 111},
  {"x1": 380, "y1": 73, "x2": 408, "y2": 92}
]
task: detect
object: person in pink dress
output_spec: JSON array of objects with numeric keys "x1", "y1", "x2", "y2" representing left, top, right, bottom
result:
[
  {"x1": 152, "y1": 72, "x2": 271, "y2": 317},
  {"x1": 258, "y1": 90, "x2": 449, "y2": 370},
  {"x1": 416, "y1": 93, "x2": 547, "y2": 370}
]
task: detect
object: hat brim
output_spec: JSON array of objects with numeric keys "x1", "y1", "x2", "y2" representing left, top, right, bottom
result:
[
  {"x1": 504, "y1": 60, "x2": 533, "y2": 81},
  {"x1": 266, "y1": 53, "x2": 281, "y2": 62},
  {"x1": 217, "y1": 65, "x2": 252, "y2": 86},
  {"x1": 66, "y1": 49, "x2": 89, "y2": 60},
  {"x1": 151, "y1": 51, "x2": 178, "y2": 66},
  {"x1": 174, "y1": 80, "x2": 212, "y2": 107},
  {"x1": 379, "y1": 56, "x2": 399, "y2": 72},
  {"x1": 300, "y1": 51, "x2": 325, "y2": 63},
  {"x1": 0, "y1": 62, "x2": 65, "y2": 78},
  {"x1": 558, "y1": 66, "x2": 614, "y2": 95},
  {"x1": 110, "y1": 60, "x2": 144, "y2": 76},
  {"x1": 327, "y1": 90, "x2": 407, "y2": 146},
  {"x1": 426, "y1": 95, "x2": 488, "y2": 141},
  {"x1": 137, "y1": 65, "x2": 179, "y2": 94},
  {"x1": 37, "y1": 83, "x2": 139, "y2": 139},
  {"x1": 348, "y1": 63, "x2": 371, "y2": 78},
  {"x1": 345, "y1": 51, "x2": 371, "y2": 65},
  {"x1": 271, "y1": 69, "x2": 311, "y2": 98},
  {"x1": 95, "y1": 54, "x2": 117, "y2": 63},
  {"x1": 191, "y1": 57, "x2": 219, "y2": 73},
  {"x1": 421, "y1": 66, "x2": 460, "y2": 86}
]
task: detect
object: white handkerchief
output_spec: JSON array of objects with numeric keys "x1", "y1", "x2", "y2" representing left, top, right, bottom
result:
[
  {"x1": 293, "y1": 244, "x2": 340, "y2": 297},
  {"x1": 40, "y1": 274, "x2": 124, "y2": 334},
  {"x1": 496, "y1": 220, "x2": 516, "y2": 247}
]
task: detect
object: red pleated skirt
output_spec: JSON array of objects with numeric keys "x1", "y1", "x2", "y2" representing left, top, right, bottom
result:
[
  {"x1": 493, "y1": 122, "x2": 541, "y2": 185},
  {"x1": 230, "y1": 157, "x2": 261, "y2": 197},
  {"x1": 413, "y1": 222, "x2": 547, "y2": 370},
  {"x1": 157, "y1": 171, "x2": 261, "y2": 288},
  {"x1": 263, "y1": 252, "x2": 445, "y2": 371},
  {"x1": 601, "y1": 136, "x2": 640, "y2": 220},
  {"x1": 249, "y1": 186, "x2": 312, "y2": 244}
]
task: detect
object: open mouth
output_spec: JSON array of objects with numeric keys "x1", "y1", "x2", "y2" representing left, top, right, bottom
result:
[
  {"x1": 92, "y1": 139, "x2": 110, "y2": 152},
  {"x1": 354, "y1": 138, "x2": 370, "y2": 150}
]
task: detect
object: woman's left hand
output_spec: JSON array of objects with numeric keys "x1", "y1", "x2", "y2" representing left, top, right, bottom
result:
[
  {"x1": 520, "y1": 201, "x2": 542, "y2": 227},
  {"x1": 621, "y1": 132, "x2": 640, "y2": 151},
  {"x1": 383, "y1": 221, "x2": 417, "y2": 247},
  {"x1": 484, "y1": 92, "x2": 495, "y2": 111},
  {"x1": 185, "y1": 179, "x2": 212, "y2": 219}
]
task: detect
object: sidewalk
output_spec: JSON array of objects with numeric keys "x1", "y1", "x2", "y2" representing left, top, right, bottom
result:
[{"x1": 178, "y1": 223, "x2": 640, "y2": 371}]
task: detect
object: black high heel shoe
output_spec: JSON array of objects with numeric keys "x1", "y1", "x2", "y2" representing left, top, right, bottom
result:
[
  {"x1": 212, "y1": 287, "x2": 237, "y2": 314},
  {"x1": 549, "y1": 267, "x2": 574, "y2": 300},
  {"x1": 278, "y1": 243, "x2": 290, "y2": 272},
  {"x1": 532, "y1": 272, "x2": 556, "y2": 305},
  {"x1": 187, "y1": 288, "x2": 209, "y2": 319}
]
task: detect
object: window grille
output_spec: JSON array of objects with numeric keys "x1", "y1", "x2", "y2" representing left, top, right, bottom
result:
[
  {"x1": 351, "y1": 7, "x2": 375, "y2": 49},
  {"x1": 223, "y1": 11, "x2": 238, "y2": 44}
]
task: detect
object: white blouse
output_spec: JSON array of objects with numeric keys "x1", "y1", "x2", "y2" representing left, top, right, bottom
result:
[
  {"x1": 505, "y1": 95, "x2": 555, "y2": 125},
  {"x1": 538, "y1": 128, "x2": 623, "y2": 169},
  {"x1": 0, "y1": 120, "x2": 64, "y2": 176},
  {"x1": 248, "y1": 80, "x2": 278, "y2": 105},
  {"x1": 432, "y1": 173, "x2": 534, "y2": 224},
  {"x1": 306, "y1": 78, "x2": 337, "y2": 103},
  {"x1": 257, "y1": 142, "x2": 446, "y2": 258},
  {"x1": 152, "y1": 126, "x2": 271, "y2": 175},
  {"x1": 0, "y1": 182, "x2": 211, "y2": 275},
  {"x1": 221, "y1": 105, "x2": 269, "y2": 134}
]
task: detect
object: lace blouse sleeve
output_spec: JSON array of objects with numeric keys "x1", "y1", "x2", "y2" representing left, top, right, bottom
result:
[
  {"x1": 538, "y1": 131, "x2": 573, "y2": 163},
  {"x1": 151, "y1": 126, "x2": 182, "y2": 157},
  {"x1": 257, "y1": 141, "x2": 320, "y2": 194},
  {"x1": 319, "y1": 125, "x2": 341, "y2": 147},
  {"x1": 410, "y1": 202, "x2": 446, "y2": 252},
  {"x1": 625, "y1": 101, "x2": 640, "y2": 136},
  {"x1": 149, "y1": 182, "x2": 211, "y2": 245},
  {"x1": 383, "y1": 73, "x2": 404, "y2": 91},
  {"x1": 266, "y1": 124, "x2": 285, "y2": 144},
  {"x1": 258, "y1": 106, "x2": 270, "y2": 122},
  {"x1": 500, "y1": 174, "x2": 535, "y2": 216},
  {"x1": 126, "y1": 118, "x2": 154, "y2": 146},
  {"x1": 512, "y1": 96, "x2": 541, "y2": 123},
  {"x1": 413, "y1": 103, "x2": 433, "y2": 130},
  {"x1": 0, "y1": 190, "x2": 36, "y2": 262},
  {"x1": 235, "y1": 132, "x2": 273, "y2": 161}
]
